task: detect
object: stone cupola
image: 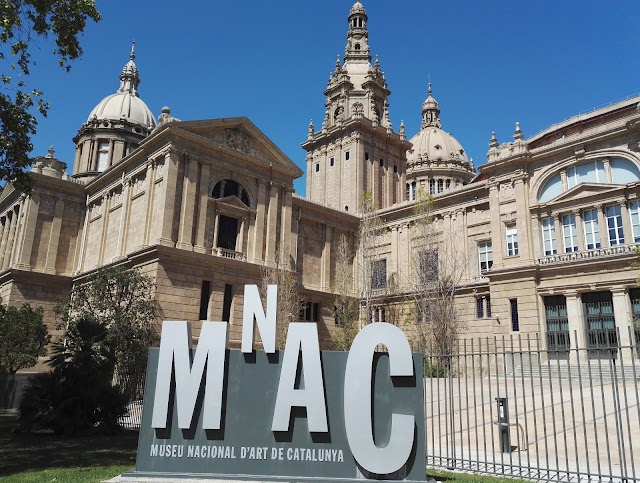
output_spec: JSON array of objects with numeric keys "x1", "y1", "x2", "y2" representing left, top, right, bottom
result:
[{"x1": 72, "y1": 42, "x2": 156, "y2": 183}]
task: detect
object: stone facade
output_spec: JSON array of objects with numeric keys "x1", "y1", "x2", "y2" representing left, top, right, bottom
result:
[{"x1": 3, "y1": 2, "x2": 640, "y2": 372}]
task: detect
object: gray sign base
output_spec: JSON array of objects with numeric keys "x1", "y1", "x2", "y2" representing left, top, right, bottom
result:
[{"x1": 109, "y1": 472, "x2": 436, "y2": 482}]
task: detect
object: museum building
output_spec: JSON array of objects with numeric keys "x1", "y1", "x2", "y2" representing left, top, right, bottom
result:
[{"x1": 1, "y1": 1, "x2": 640, "y2": 368}]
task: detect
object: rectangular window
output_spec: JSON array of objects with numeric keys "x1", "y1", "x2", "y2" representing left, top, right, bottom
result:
[
  {"x1": 486, "y1": 296, "x2": 492, "y2": 318},
  {"x1": 365, "y1": 151, "x2": 369, "y2": 161},
  {"x1": 562, "y1": 213, "x2": 578, "y2": 252},
  {"x1": 371, "y1": 259, "x2": 387, "y2": 289},
  {"x1": 606, "y1": 204, "x2": 624, "y2": 246},
  {"x1": 371, "y1": 306, "x2": 386, "y2": 323},
  {"x1": 478, "y1": 241, "x2": 493, "y2": 272},
  {"x1": 379, "y1": 158, "x2": 384, "y2": 167},
  {"x1": 506, "y1": 224, "x2": 519, "y2": 256},
  {"x1": 199, "y1": 280, "x2": 211, "y2": 320},
  {"x1": 330, "y1": 157, "x2": 334, "y2": 167},
  {"x1": 541, "y1": 217, "x2": 557, "y2": 255},
  {"x1": 476, "y1": 298, "x2": 484, "y2": 319},
  {"x1": 630, "y1": 201, "x2": 640, "y2": 243},
  {"x1": 315, "y1": 163, "x2": 319, "y2": 172},
  {"x1": 345, "y1": 151, "x2": 350, "y2": 161},
  {"x1": 510, "y1": 299, "x2": 519, "y2": 332},
  {"x1": 437, "y1": 179, "x2": 443, "y2": 193},
  {"x1": 583, "y1": 208, "x2": 601, "y2": 249},
  {"x1": 300, "y1": 302, "x2": 320, "y2": 322},
  {"x1": 97, "y1": 141, "x2": 109, "y2": 171},
  {"x1": 222, "y1": 284, "x2": 233, "y2": 323}
]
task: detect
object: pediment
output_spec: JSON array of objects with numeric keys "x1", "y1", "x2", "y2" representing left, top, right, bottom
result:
[
  {"x1": 173, "y1": 117, "x2": 303, "y2": 177},
  {"x1": 214, "y1": 195, "x2": 254, "y2": 212},
  {"x1": 547, "y1": 183, "x2": 624, "y2": 204}
]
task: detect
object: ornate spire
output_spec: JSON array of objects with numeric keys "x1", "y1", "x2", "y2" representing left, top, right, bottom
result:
[
  {"x1": 308, "y1": 119, "x2": 315, "y2": 139},
  {"x1": 421, "y1": 82, "x2": 441, "y2": 129},
  {"x1": 344, "y1": 1, "x2": 370, "y2": 62},
  {"x1": 513, "y1": 121, "x2": 524, "y2": 140},
  {"x1": 399, "y1": 120, "x2": 406, "y2": 140},
  {"x1": 489, "y1": 131, "x2": 499, "y2": 148},
  {"x1": 118, "y1": 40, "x2": 140, "y2": 96}
]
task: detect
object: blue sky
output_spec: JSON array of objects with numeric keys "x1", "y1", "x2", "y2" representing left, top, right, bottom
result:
[{"x1": 28, "y1": 1, "x2": 640, "y2": 195}]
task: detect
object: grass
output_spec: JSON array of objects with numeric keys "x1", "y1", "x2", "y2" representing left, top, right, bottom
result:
[
  {"x1": 0, "y1": 414, "x2": 137, "y2": 482},
  {"x1": 0, "y1": 414, "x2": 532, "y2": 483}
]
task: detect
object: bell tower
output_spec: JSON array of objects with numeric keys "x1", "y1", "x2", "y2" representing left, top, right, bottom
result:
[{"x1": 302, "y1": 1, "x2": 410, "y2": 214}]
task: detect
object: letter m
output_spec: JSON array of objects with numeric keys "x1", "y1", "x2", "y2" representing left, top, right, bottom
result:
[{"x1": 151, "y1": 321, "x2": 228, "y2": 430}]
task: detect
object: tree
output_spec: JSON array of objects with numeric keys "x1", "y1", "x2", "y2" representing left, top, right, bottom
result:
[
  {"x1": 54, "y1": 266, "x2": 156, "y2": 376},
  {"x1": 331, "y1": 233, "x2": 359, "y2": 351},
  {"x1": 358, "y1": 192, "x2": 384, "y2": 326},
  {"x1": 1, "y1": 1, "x2": 100, "y2": 191},
  {"x1": 0, "y1": 303, "x2": 49, "y2": 374},
  {"x1": 410, "y1": 188, "x2": 467, "y2": 360},
  {"x1": 261, "y1": 243, "x2": 303, "y2": 349}
]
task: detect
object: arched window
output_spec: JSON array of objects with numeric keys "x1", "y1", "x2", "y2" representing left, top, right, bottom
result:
[{"x1": 212, "y1": 179, "x2": 250, "y2": 207}]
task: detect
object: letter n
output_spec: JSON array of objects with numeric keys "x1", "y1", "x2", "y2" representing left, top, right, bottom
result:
[{"x1": 151, "y1": 321, "x2": 228, "y2": 430}]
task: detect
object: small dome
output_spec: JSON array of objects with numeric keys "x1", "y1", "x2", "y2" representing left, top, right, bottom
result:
[
  {"x1": 407, "y1": 127, "x2": 469, "y2": 165},
  {"x1": 349, "y1": 1, "x2": 366, "y2": 16},
  {"x1": 88, "y1": 91, "x2": 156, "y2": 128}
]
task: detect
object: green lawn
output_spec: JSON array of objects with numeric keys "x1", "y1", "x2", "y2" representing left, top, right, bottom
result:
[
  {"x1": 0, "y1": 414, "x2": 532, "y2": 483},
  {"x1": 0, "y1": 414, "x2": 137, "y2": 482}
]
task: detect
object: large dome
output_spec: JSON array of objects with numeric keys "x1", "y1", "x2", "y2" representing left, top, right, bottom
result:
[
  {"x1": 88, "y1": 91, "x2": 156, "y2": 128},
  {"x1": 86, "y1": 45, "x2": 156, "y2": 129},
  {"x1": 407, "y1": 125, "x2": 468, "y2": 164}
]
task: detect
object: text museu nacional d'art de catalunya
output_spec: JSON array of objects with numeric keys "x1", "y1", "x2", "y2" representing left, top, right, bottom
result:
[{"x1": 128, "y1": 285, "x2": 427, "y2": 482}]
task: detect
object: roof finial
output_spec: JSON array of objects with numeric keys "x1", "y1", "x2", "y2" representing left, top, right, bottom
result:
[
  {"x1": 46, "y1": 146, "x2": 55, "y2": 158},
  {"x1": 428, "y1": 82, "x2": 432, "y2": 96},
  {"x1": 130, "y1": 40, "x2": 136, "y2": 60},
  {"x1": 513, "y1": 121, "x2": 524, "y2": 140},
  {"x1": 489, "y1": 131, "x2": 499, "y2": 148}
]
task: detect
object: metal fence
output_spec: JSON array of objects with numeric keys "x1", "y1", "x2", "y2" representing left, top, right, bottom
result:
[
  {"x1": 113, "y1": 369, "x2": 146, "y2": 430},
  {"x1": 425, "y1": 330, "x2": 640, "y2": 482}
]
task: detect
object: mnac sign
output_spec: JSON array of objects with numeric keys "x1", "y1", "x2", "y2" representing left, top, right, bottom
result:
[{"x1": 120, "y1": 285, "x2": 427, "y2": 482}]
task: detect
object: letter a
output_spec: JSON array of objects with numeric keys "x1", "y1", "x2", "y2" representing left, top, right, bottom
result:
[{"x1": 272, "y1": 323, "x2": 328, "y2": 432}]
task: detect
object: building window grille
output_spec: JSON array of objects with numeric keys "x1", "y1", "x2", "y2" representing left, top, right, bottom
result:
[
  {"x1": 506, "y1": 224, "x2": 519, "y2": 256},
  {"x1": 406, "y1": 183, "x2": 410, "y2": 201},
  {"x1": 437, "y1": 179, "x2": 443, "y2": 193},
  {"x1": 544, "y1": 295, "x2": 570, "y2": 358},
  {"x1": 429, "y1": 179, "x2": 435, "y2": 195},
  {"x1": 583, "y1": 208, "x2": 601, "y2": 249},
  {"x1": 486, "y1": 296, "x2": 492, "y2": 318},
  {"x1": 476, "y1": 297, "x2": 484, "y2": 318},
  {"x1": 371, "y1": 259, "x2": 387, "y2": 290},
  {"x1": 541, "y1": 217, "x2": 557, "y2": 255},
  {"x1": 582, "y1": 291, "x2": 617, "y2": 358},
  {"x1": 510, "y1": 299, "x2": 519, "y2": 332},
  {"x1": 562, "y1": 213, "x2": 578, "y2": 252},
  {"x1": 629, "y1": 288, "x2": 640, "y2": 357},
  {"x1": 478, "y1": 241, "x2": 493, "y2": 272},
  {"x1": 606, "y1": 204, "x2": 624, "y2": 246},
  {"x1": 199, "y1": 280, "x2": 211, "y2": 320},
  {"x1": 630, "y1": 201, "x2": 640, "y2": 243}
]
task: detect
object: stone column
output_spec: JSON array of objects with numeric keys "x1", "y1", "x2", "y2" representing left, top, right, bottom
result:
[
  {"x1": 15, "y1": 195, "x2": 40, "y2": 270},
  {"x1": 574, "y1": 209, "x2": 585, "y2": 252},
  {"x1": 44, "y1": 198, "x2": 64, "y2": 274},
  {"x1": 194, "y1": 163, "x2": 211, "y2": 254},
  {"x1": 514, "y1": 177, "x2": 531, "y2": 262},
  {"x1": 532, "y1": 214, "x2": 542, "y2": 259},
  {"x1": 2, "y1": 208, "x2": 18, "y2": 269},
  {"x1": 98, "y1": 194, "x2": 111, "y2": 266},
  {"x1": 142, "y1": 159, "x2": 157, "y2": 247},
  {"x1": 0, "y1": 216, "x2": 8, "y2": 264},
  {"x1": 265, "y1": 183, "x2": 280, "y2": 265},
  {"x1": 611, "y1": 286, "x2": 634, "y2": 361},
  {"x1": 553, "y1": 214, "x2": 564, "y2": 254},
  {"x1": 212, "y1": 208, "x2": 220, "y2": 252},
  {"x1": 619, "y1": 199, "x2": 632, "y2": 246},
  {"x1": 565, "y1": 291, "x2": 587, "y2": 362},
  {"x1": 321, "y1": 224, "x2": 333, "y2": 291},
  {"x1": 280, "y1": 188, "x2": 293, "y2": 262},
  {"x1": 237, "y1": 216, "x2": 246, "y2": 254},
  {"x1": 115, "y1": 179, "x2": 132, "y2": 259},
  {"x1": 176, "y1": 157, "x2": 198, "y2": 250},
  {"x1": 74, "y1": 196, "x2": 91, "y2": 274},
  {"x1": 252, "y1": 180, "x2": 267, "y2": 262},
  {"x1": 157, "y1": 148, "x2": 180, "y2": 247},
  {"x1": 488, "y1": 181, "x2": 504, "y2": 267},
  {"x1": 595, "y1": 204, "x2": 607, "y2": 247}
]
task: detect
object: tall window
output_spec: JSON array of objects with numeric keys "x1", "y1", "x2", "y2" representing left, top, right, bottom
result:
[
  {"x1": 478, "y1": 241, "x2": 493, "y2": 272},
  {"x1": 371, "y1": 259, "x2": 387, "y2": 289},
  {"x1": 562, "y1": 214, "x2": 578, "y2": 252},
  {"x1": 429, "y1": 179, "x2": 435, "y2": 195},
  {"x1": 222, "y1": 284, "x2": 233, "y2": 323},
  {"x1": 97, "y1": 141, "x2": 109, "y2": 171},
  {"x1": 630, "y1": 201, "x2": 640, "y2": 243},
  {"x1": 583, "y1": 208, "x2": 601, "y2": 249},
  {"x1": 199, "y1": 280, "x2": 211, "y2": 320},
  {"x1": 541, "y1": 217, "x2": 557, "y2": 255},
  {"x1": 510, "y1": 299, "x2": 520, "y2": 332},
  {"x1": 606, "y1": 204, "x2": 624, "y2": 246},
  {"x1": 506, "y1": 224, "x2": 518, "y2": 256},
  {"x1": 437, "y1": 179, "x2": 444, "y2": 193}
]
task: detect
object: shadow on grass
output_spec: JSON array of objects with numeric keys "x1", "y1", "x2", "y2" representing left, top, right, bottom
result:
[{"x1": 0, "y1": 414, "x2": 138, "y2": 477}]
